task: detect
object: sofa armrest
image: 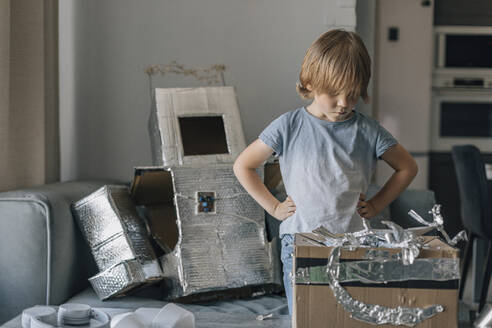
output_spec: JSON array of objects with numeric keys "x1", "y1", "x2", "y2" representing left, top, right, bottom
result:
[{"x1": 0, "y1": 180, "x2": 116, "y2": 323}]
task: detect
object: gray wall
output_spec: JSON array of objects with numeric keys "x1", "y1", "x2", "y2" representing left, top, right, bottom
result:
[
  {"x1": 59, "y1": 0, "x2": 370, "y2": 182},
  {"x1": 355, "y1": 0, "x2": 376, "y2": 120}
]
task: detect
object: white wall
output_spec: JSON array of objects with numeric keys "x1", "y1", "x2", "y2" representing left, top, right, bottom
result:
[
  {"x1": 59, "y1": 0, "x2": 362, "y2": 182},
  {"x1": 373, "y1": 0, "x2": 434, "y2": 189}
]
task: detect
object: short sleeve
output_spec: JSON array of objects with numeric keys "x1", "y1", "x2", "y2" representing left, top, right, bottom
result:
[
  {"x1": 258, "y1": 115, "x2": 286, "y2": 157},
  {"x1": 375, "y1": 124, "x2": 398, "y2": 160}
]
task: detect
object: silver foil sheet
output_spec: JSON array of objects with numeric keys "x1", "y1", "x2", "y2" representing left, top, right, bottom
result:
[
  {"x1": 159, "y1": 165, "x2": 281, "y2": 299},
  {"x1": 72, "y1": 185, "x2": 163, "y2": 299},
  {"x1": 295, "y1": 257, "x2": 460, "y2": 285},
  {"x1": 149, "y1": 87, "x2": 246, "y2": 167},
  {"x1": 89, "y1": 259, "x2": 161, "y2": 300},
  {"x1": 325, "y1": 247, "x2": 444, "y2": 327}
]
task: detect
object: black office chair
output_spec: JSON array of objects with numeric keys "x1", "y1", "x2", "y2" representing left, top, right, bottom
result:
[{"x1": 452, "y1": 145, "x2": 492, "y2": 312}]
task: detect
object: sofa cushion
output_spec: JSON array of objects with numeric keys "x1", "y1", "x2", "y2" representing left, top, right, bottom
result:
[
  {"x1": 0, "y1": 180, "x2": 117, "y2": 324},
  {"x1": 67, "y1": 287, "x2": 289, "y2": 314}
]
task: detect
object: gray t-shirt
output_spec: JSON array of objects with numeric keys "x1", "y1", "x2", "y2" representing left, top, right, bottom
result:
[{"x1": 259, "y1": 107, "x2": 398, "y2": 236}]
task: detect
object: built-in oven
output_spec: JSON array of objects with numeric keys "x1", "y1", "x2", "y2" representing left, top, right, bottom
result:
[
  {"x1": 433, "y1": 26, "x2": 492, "y2": 89},
  {"x1": 431, "y1": 89, "x2": 492, "y2": 152},
  {"x1": 432, "y1": 26, "x2": 492, "y2": 152}
]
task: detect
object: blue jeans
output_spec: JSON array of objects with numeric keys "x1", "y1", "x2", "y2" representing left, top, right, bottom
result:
[{"x1": 280, "y1": 233, "x2": 295, "y2": 315}]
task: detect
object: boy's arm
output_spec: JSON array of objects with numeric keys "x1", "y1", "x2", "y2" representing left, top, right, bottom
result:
[
  {"x1": 358, "y1": 143, "x2": 418, "y2": 218},
  {"x1": 233, "y1": 139, "x2": 296, "y2": 220}
]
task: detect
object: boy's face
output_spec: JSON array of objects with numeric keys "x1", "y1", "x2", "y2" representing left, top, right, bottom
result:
[{"x1": 314, "y1": 92, "x2": 358, "y2": 118}]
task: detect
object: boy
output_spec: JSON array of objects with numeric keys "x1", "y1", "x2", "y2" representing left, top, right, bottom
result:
[{"x1": 233, "y1": 29, "x2": 418, "y2": 315}]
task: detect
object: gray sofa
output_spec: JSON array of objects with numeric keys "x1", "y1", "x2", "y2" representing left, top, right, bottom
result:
[{"x1": 0, "y1": 180, "x2": 437, "y2": 325}]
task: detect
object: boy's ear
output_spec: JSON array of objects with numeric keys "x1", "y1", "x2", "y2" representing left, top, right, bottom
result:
[{"x1": 306, "y1": 83, "x2": 312, "y2": 91}]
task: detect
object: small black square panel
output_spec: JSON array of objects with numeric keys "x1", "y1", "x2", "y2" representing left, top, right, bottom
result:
[
  {"x1": 196, "y1": 191, "x2": 216, "y2": 214},
  {"x1": 388, "y1": 27, "x2": 399, "y2": 41},
  {"x1": 178, "y1": 116, "x2": 229, "y2": 156}
]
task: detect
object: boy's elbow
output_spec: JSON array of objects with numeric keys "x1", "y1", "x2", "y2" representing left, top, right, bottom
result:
[
  {"x1": 233, "y1": 158, "x2": 246, "y2": 178},
  {"x1": 233, "y1": 159, "x2": 241, "y2": 177},
  {"x1": 409, "y1": 159, "x2": 418, "y2": 179}
]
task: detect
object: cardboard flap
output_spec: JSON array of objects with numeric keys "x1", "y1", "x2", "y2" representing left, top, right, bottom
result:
[
  {"x1": 130, "y1": 167, "x2": 174, "y2": 205},
  {"x1": 130, "y1": 166, "x2": 179, "y2": 253}
]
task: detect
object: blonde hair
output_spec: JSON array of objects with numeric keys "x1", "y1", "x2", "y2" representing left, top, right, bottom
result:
[{"x1": 296, "y1": 29, "x2": 371, "y2": 103}]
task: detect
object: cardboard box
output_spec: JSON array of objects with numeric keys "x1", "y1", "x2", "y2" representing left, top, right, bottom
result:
[
  {"x1": 72, "y1": 185, "x2": 163, "y2": 299},
  {"x1": 130, "y1": 164, "x2": 282, "y2": 300},
  {"x1": 148, "y1": 86, "x2": 246, "y2": 167},
  {"x1": 293, "y1": 234, "x2": 460, "y2": 328}
]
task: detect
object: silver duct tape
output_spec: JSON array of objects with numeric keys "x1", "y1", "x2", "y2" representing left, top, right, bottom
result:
[
  {"x1": 72, "y1": 185, "x2": 159, "y2": 272},
  {"x1": 295, "y1": 257, "x2": 460, "y2": 285},
  {"x1": 160, "y1": 165, "x2": 281, "y2": 299},
  {"x1": 89, "y1": 259, "x2": 162, "y2": 300},
  {"x1": 150, "y1": 87, "x2": 247, "y2": 167},
  {"x1": 326, "y1": 247, "x2": 444, "y2": 327}
]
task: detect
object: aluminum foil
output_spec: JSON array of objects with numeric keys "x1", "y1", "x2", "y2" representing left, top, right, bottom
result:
[
  {"x1": 313, "y1": 219, "x2": 422, "y2": 265},
  {"x1": 72, "y1": 185, "x2": 163, "y2": 299},
  {"x1": 325, "y1": 247, "x2": 444, "y2": 327},
  {"x1": 296, "y1": 256, "x2": 460, "y2": 285},
  {"x1": 89, "y1": 259, "x2": 161, "y2": 300},
  {"x1": 149, "y1": 87, "x2": 246, "y2": 167},
  {"x1": 313, "y1": 204, "x2": 466, "y2": 266},
  {"x1": 408, "y1": 204, "x2": 468, "y2": 246},
  {"x1": 305, "y1": 204, "x2": 463, "y2": 326},
  {"x1": 159, "y1": 165, "x2": 281, "y2": 299}
]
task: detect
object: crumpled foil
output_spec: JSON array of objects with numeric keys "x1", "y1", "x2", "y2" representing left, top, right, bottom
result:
[
  {"x1": 160, "y1": 165, "x2": 281, "y2": 299},
  {"x1": 313, "y1": 219, "x2": 422, "y2": 266},
  {"x1": 313, "y1": 204, "x2": 466, "y2": 266},
  {"x1": 306, "y1": 204, "x2": 464, "y2": 326},
  {"x1": 326, "y1": 247, "x2": 444, "y2": 327},
  {"x1": 72, "y1": 185, "x2": 163, "y2": 299},
  {"x1": 408, "y1": 204, "x2": 468, "y2": 246}
]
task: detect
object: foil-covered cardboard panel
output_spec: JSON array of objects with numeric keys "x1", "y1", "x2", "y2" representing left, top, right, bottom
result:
[
  {"x1": 89, "y1": 260, "x2": 144, "y2": 300},
  {"x1": 72, "y1": 185, "x2": 158, "y2": 271},
  {"x1": 150, "y1": 87, "x2": 246, "y2": 167},
  {"x1": 73, "y1": 185, "x2": 163, "y2": 299},
  {"x1": 89, "y1": 260, "x2": 162, "y2": 301},
  {"x1": 131, "y1": 165, "x2": 281, "y2": 300},
  {"x1": 171, "y1": 165, "x2": 279, "y2": 297},
  {"x1": 92, "y1": 233, "x2": 135, "y2": 270},
  {"x1": 72, "y1": 186, "x2": 126, "y2": 250}
]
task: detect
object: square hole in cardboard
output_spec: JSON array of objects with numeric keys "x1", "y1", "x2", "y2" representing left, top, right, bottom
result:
[{"x1": 178, "y1": 116, "x2": 229, "y2": 156}]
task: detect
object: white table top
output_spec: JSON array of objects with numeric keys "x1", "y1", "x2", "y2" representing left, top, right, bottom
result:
[{"x1": 1, "y1": 307, "x2": 291, "y2": 328}]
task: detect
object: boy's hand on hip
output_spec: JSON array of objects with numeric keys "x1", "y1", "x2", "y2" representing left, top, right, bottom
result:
[
  {"x1": 273, "y1": 196, "x2": 296, "y2": 221},
  {"x1": 357, "y1": 193, "x2": 378, "y2": 218}
]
